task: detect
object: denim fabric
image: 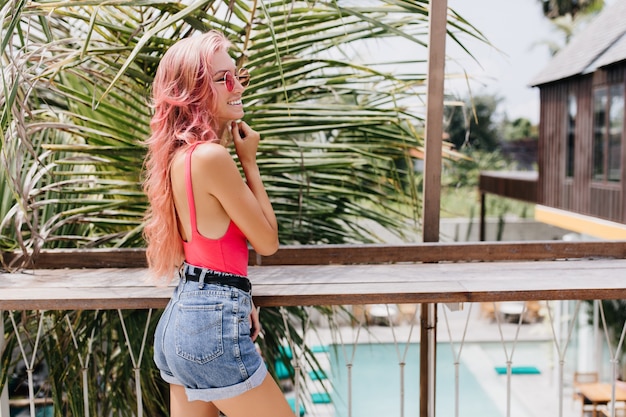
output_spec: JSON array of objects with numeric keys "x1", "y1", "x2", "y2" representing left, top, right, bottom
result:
[{"x1": 154, "y1": 278, "x2": 266, "y2": 402}]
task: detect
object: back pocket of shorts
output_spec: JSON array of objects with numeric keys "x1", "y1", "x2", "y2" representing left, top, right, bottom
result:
[{"x1": 175, "y1": 303, "x2": 224, "y2": 364}]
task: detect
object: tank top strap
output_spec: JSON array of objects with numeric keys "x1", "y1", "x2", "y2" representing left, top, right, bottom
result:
[{"x1": 185, "y1": 143, "x2": 201, "y2": 233}]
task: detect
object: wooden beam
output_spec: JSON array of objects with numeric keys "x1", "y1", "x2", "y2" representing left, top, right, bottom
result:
[
  {"x1": 0, "y1": 313, "x2": 8, "y2": 417},
  {"x1": 1, "y1": 258, "x2": 626, "y2": 310},
  {"x1": 479, "y1": 171, "x2": 538, "y2": 203},
  {"x1": 2, "y1": 248, "x2": 148, "y2": 269},
  {"x1": 421, "y1": 0, "x2": 448, "y2": 244},
  {"x1": 535, "y1": 205, "x2": 626, "y2": 240},
  {"x1": 480, "y1": 191, "x2": 487, "y2": 241},
  {"x1": 254, "y1": 241, "x2": 626, "y2": 265},
  {"x1": 422, "y1": 2, "x2": 448, "y2": 416},
  {"x1": 3, "y1": 240, "x2": 626, "y2": 269}
]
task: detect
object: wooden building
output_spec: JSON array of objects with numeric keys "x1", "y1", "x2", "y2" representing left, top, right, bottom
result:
[{"x1": 481, "y1": 0, "x2": 626, "y2": 240}]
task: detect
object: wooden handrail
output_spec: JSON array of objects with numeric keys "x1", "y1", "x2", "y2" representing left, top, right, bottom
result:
[
  {"x1": 1, "y1": 241, "x2": 625, "y2": 310},
  {"x1": 2, "y1": 240, "x2": 626, "y2": 269},
  {"x1": 1, "y1": 256, "x2": 626, "y2": 309}
]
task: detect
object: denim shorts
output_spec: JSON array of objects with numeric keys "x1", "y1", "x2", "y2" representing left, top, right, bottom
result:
[{"x1": 153, "y1": 276, "x2": 267, "y2": 402}]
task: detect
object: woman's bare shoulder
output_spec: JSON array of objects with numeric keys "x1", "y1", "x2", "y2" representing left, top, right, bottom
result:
[
  {"x1": 193, "y1": 141, "x2": 230, "y2": 157},
  {"x1": 192, "y1": 142, "x2": 235, "y2": 169}
]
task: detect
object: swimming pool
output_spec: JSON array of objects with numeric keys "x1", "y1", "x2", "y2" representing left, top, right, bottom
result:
[{"x1": 328, "y1": 342, "x2": 507, "y2": 417}]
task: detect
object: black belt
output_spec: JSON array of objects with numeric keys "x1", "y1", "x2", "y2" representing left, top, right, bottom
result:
[{"x1": 182, "y1": 263, "x2": 251, "y2": 293}]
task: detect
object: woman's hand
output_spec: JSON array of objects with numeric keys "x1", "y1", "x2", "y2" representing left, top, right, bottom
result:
[
  {"x1": 249, "y1": 301, "x2": 261, "y2": 342},
  {"x1": 226, "y1": 119, "x2": 279, "y2": 255},
  {"x1": 231, "y1": 120, "x2": 260, "y2": 166}
]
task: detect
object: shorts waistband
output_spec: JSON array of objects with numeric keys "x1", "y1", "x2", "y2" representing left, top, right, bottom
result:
[{"x1": 181, "y1": 262, "x2": 251, "y2": 293}]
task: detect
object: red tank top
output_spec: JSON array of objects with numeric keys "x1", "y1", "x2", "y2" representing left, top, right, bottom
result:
[{"x1": 181, "y1": 143, "x2": 248, "y2": 276}]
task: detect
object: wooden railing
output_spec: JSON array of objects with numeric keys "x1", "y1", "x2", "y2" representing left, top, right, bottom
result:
[
  {"x1": 2, "y1": 241, "x2": 626, "y2": 310},
  {"x1": 2, "y1": 241, "x2": 626, "y2": 417},
  {"x1": 4, "y1": 240, "x2": 626, "y2": 269}
]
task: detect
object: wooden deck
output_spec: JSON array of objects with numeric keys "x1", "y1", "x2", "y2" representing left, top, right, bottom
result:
[{"x1": 2, "y1": 242, "x2": 626, "y2": 310}]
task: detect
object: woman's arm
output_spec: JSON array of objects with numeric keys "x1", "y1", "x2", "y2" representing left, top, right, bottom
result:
[
  {"x1": 232, "y1": 120, "x2": 278, "y2": 239},
  {"x1": 194, "y1": 123, "x2": 278, "y2": 255}
]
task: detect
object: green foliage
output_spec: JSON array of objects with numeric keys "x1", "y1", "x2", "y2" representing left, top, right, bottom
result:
[
  {"x1": 444, "y1": 94, "x2": 503, "y2": 152},
  {"x1": 534, "y1": 0, "x2": 606, "y2": 55},
  {"x1": 501, "y1": 117, "x2": 537, "y2": 141},
  {"x1": 40, "y1": 310, "x2": 167, "y2": 417},
  {"x1": 585, "y1": 300, "x2": 626, "y2": 375},
  {"x1": 440, "y1": 148, "x2": 533, "y2": 222},
  {"x1": 443, "y1": 148, "x2": 508, "y2": 189},
  {"x1": 540, "y1": 0, "x2": 605, "y2": 19},
  {"x1": 0, "y1": 0, "x2": 484, "y2": 266},
  {"x1": 597, "y1": 300, "x2": 626, "y2": 348}
]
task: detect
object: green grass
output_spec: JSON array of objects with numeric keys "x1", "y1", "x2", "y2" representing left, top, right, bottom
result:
[{"x1": 440, "y1": 186, "x2": 534, "y2": 220}]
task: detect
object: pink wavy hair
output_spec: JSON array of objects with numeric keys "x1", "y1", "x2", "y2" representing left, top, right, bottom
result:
[{"x1": 143, "y1": 31, "x2": 232, "y2": 283}]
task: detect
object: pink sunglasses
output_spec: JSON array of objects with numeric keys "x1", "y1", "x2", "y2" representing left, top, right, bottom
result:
[{"x1": 214, "y1": 68, "x2": 250, "y2": 92}]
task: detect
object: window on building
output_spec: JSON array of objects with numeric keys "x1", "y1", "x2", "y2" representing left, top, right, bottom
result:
[
  {"x1": 593, "y1": 84, "x2": 624, "y2": 182},
  {"x1": 593, "y1": 88, "x2": 607, "y2": 181},
  {"x1": 608, "y1": 84, "x2": 624, "y2": 182},
  {"x1": 566, "y1": 93, "x2": 577, "y2": 178}
]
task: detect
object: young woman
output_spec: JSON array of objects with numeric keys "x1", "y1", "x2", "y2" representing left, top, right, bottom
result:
[{"x1": 143, "y1": 30, "x2": 294, "y2": 417}]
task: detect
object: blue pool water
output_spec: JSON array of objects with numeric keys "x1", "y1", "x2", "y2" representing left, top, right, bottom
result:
[{"x1": 329, "y1": 343, "x2": 504, "y2": 417}]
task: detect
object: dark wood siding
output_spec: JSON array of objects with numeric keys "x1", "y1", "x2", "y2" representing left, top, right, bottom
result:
[
  {"x1": 538, "y1": 63, "x2": 626, "y2": 223},
  {"x1": 538, "y1": 82, "x2": 568, "y2": 208},
  {"x1": 574, "y1": 76, "x2": 593, "y2": 214},
  {"x1": 590, "y1": 185, "x2": 621, "y2": 218}
]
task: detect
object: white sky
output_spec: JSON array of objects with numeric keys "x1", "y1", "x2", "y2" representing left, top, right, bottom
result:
[
  {"x1": 446, "y1": 0, "x2": 558, "y2": 124},
  {"x1": 446, "y1": 0, "x2": 615, "y2": 124},
  {"x1": 347, "y1": 0, "x2": 614, "y2": 125}
]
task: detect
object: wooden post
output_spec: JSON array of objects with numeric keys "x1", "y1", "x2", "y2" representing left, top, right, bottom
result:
[
  {"x1": 480, "y1": 191, "x2": 486, "y2": 241},
  {"x1": 420, "y1": 303, "x2": 438, "y2": 417},
  {"x1": 421, "y1": 0, "x2": 448, "y2": 416},
  {"x1": 0, "y1": 311, "x2": 9, "y2": 417},
  {"x1": 422, "y1": 0, "x2": 447, "y2": 241}
]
